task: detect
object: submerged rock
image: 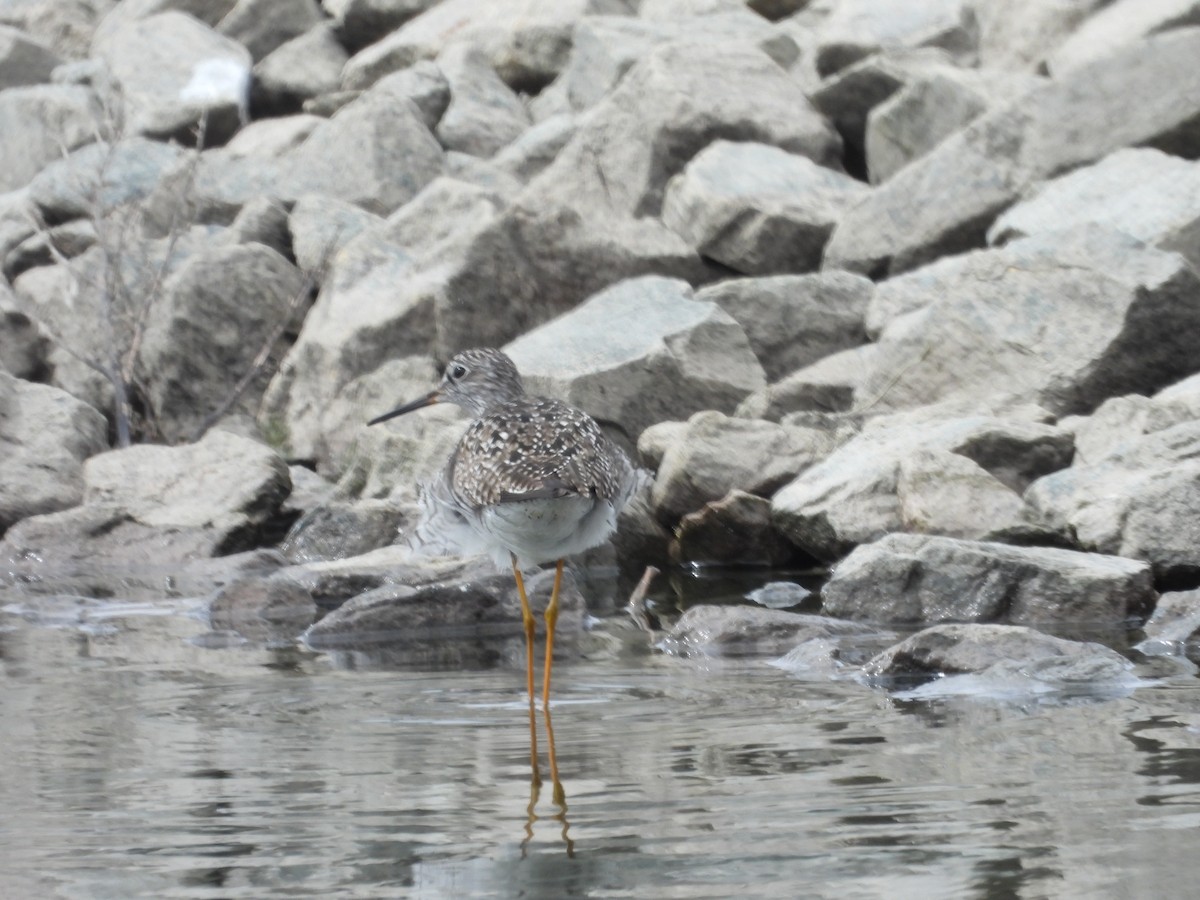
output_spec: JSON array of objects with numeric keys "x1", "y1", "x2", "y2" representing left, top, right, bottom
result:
[{"x1": 659, "y1": 604, "x2": 876, "y2": 658}]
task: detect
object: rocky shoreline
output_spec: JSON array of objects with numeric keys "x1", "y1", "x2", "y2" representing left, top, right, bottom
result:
[{"x1": 3, "y1": 0, "x2": 1200, "y2": 696}]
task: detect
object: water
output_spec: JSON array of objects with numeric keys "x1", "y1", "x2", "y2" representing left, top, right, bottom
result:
[{"x1": 3, "y1": 577, "x2": 1200, "y2": 899}]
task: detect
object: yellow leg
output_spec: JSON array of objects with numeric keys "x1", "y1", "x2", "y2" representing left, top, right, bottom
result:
[
  {"x1": 543, "y1": 705, "x2": 574, "y2": 857},
  {"x1": 541, "y1": 559, "x2": 564, "y2": 709},
  {"x1": 512, "y1": 554, "x2": 540, "y2": 783}
]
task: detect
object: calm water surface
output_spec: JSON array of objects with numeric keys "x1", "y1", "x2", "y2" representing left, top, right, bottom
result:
[{"x1": 3, "y1": 573, "x2": 1200, "y2": 899}]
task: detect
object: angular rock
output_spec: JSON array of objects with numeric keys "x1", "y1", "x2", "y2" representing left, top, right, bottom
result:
[
  {"x1": 736, "y1": 346, "x2": 878, "y2": 420},
  {"x1": 0, "y1": 22, "x2": 61, "y2": 87},
  {"x1": 672, "y1": 490, "x2": 798, "y2": 567},
  {"x1": 863, "y1": 622, "x2": 1134, "y2": 681},
  {"x1": 662, "y1": 140, "x2": 867, "y2": 276},
  {"x1": 0, "y1": 0, "x2": 111, "y2": 61},
  {"x1": 659, "y1": 604, "x2": 876, "y2": 657},
  {"x1": 491, "y1": 114, "x2": 576, "y2": 182},
  {"x1": 340, "y1": 0, "x2": 629, "y2": 93},
  {"x1": 504, "y1": 276, "x2": 766, "y2": 442},
  {"x1": 0, "y1": 286, "x2": 48, "y2": 379},
  {"x1": 250, "y1": 23, "x2": 347, "y2": 116},
  {"x1": 1024, "y1": 420, "x2": 1200, "y2": 581},
  {"x1": 138, "y1": 242, "x2": 306, "y2": 443},
  {"x1": 223, "y1": 114, "x2": 322, "y2": 158},
  {"x1": 772, "y1": 411, "x2": 1073, "y2": 561},
  {"x1": 0, "y1": 84, "x2": 99, "y2": 192},
  {"x1": 4, "y1": 218, "x2": 97, "y2": 279},
  {"x1": 967, "y1": 0, "x2": 1109, "y2": 72},
  {"x1": 896, "y1": 448, "x2": 1025, "y2": 539},
  {"x1": 857, "y1": 228, "x2": 1200, "y2": 416},
  {"x1": 696, "y1": 271, "x2": 871, "y2": 382},
  {"x1": 221, "y1": 195, "x2": 290, "y2": 255},
  {"x1": 648, "y1": 410, "x2": 844, "y2": 525},
  {"x1": 92, "y1": 12, "x2": 251, "y2": 143},
  {"x1": 987, "y1": 148, "x2": 1200, "y2": 271},
  {"x1": 217, "y1": 0, "x2": 323, "y2": 62},
  {"x1": 207, "y1": 575, "x2": 318, "y2": 644},
  {"x1": 1066, "y1": 374, "x2": 1200, "y2": 465},
  {"x1": 434, "y1": 42, "x2": 530, "y2": 157},
  {"x1": 0, "y1": 371, "x2": 107, "y2": 531},
  {"x1": 823, "y1": 533, "x2": 1155, "y2": 626},
  {"x1": 287, "y1": 193, "x2": 383, "y2": 274},
  {"x1": 825, "y1": 27, "x2": 1200, "y2": 277},
  {"x1": 331, "y1": 0, "x2": 442, "y2": 53},
  {"x1": 815, "y1": 0, "x2": 975, "y2": 76},
  {"x1": 349, "y1": 62, "x2": 450, "y2": 132},
  {"x1": 280, "y1": 499, "x2": 413, "y2": 564},
  {"x1": 1048, "y1": 0, "x2": 1200, "y2": 75},
  {"x1": 1138, "y1": 589, "x2": 1200, "y2": 650}
]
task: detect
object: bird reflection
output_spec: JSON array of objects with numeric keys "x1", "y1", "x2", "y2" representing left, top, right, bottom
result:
[{"x1": 521, "y1": 703, "x2": 574, "y2": 857}]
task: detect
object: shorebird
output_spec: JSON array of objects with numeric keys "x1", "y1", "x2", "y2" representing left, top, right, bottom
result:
[{"x1": 368, "y1": 348, "x2": 637, "y2": 708}]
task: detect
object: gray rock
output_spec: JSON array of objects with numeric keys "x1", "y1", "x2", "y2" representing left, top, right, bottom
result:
[
  {"x1": 659, "y1": 604, "x2": 875, "y2": 657},
  {"x1": 672, "y1": 490, "x2": 797, "y2": 567},
  {"x1": 747, "y1": 581, "x2": 813, "y2": 610},
  {"x1": 287, "y1": 193, "x2": 383, "y2": 274},
  {"x1": 0, "y1": 84, "x2": 99, "y2": 192},
  {"x1": 330, "y1": 0, "x2": 442, "y2": 53},
  {"x1": 434, "y1": 42, "x2": 530, "y2": 157},
  {"x1": 280, "y1": 500, "x2": 413, "y2": 564},
  {"x1": 866, "y1": 67, "x2": 1044, "y2": 184},
  {"x1": 0, "y1": 22, "x2": 61, "y2": 87},
  {"x1": 772, "y1": 411, "x2": 1072, "y2": 561},
  {"x1": 3, "y1": 218, "x2": 97, "y2": 279},
  {"x1": 207, "y1": 575, "x2": 318, "y2": 644},
  {"x1": 824, "y1": 533, "x2": 1155, "y2": 626},
  {"x1": 27, "y1": 137, "x2": 188, "y2": 222},
  {"x1": 856, "y1": 228, "x2": 1200, "y2": 416},
  {"x1": 220, "y1": 195, "x2": 290, "y2": 255},
  {"x1": 504, "y1": 276, "x2": 766, "y2": 443},
  {"x1": 736, "y1": 345, "x2": 878, "y2": 419},
  {"x1": 648, "y1": 410, "x2": 844, "y2": 526},
  {"x1": 1066, "y1": 374, "x2": 1200, "y2": 465},
  {"x1": 0, "y1": 286, "x2": 48, "y2": 379},
  {"x1": 988, "y1": 149, "x2": 1200, "y2": 272},
  {"x1": 141, "y1": 150, "x2": 284, "y2": 232},
  {"x1": 825, "y1": 27, "x2": 1200, "y2": 276},
  {"x1": 1024, "y1": 420, "x2": 1200, "y2": 580},
  {"x1": 1048, "y1": 0, "x2": 1200, "y2": 75},
  {"x1": 223, "y1": 114, "x2": 322, "y2": 157},
  {"x1": 1138, "y1": 589, "x2": 1200, "y2": 651},
  {"x1": 814, "y1": 0, "x2": 975, "y2": 76},
  {"x1": 138, "y1": 242, "x2": 306, "y2": 443},
  {"x1": 662, "y1": 140, "x2": 867, "y2": 276},
  {"x1": 344, "y1": 62, "x2": 450, "y2": 132},
  {"x1": 341, "y1": 0, "x2": 628, "y2": 92},
  {"x1": 217, "y1": 0, "x2": 323, "y2": 62},
  {"x1": 491, "y1": 114, "x2": 576, "y2": 182},
  {"x1": 863, "y1": 622, "x2": 1133, "y2": 680},
  {"x1": 0, "y1": 371, "x2": 107, "y2": 530},
  {"x1": 696, "y1": 271, "x2": 871, "y2": 381},
  {"x1": 0, "y1": 0, "x2": 111, "y2": 61},
  {"x1": 966, "y1": 0, "x2": 1108, "y2": 72},
  {"x1": 250, "y1": 23, "x2": 347, "y2": 115},
  {"x1": 92, "y1": 11, "x2": 251, "y2": 143}
]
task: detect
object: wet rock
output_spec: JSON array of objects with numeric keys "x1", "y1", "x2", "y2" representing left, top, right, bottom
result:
[
  {"x1": 505, "y1": 277, "x2": 766, "y2": 443},
  {"x1": 814, "y1": 0, "x2": 974, "y2": 76},
  {"x1": 0, "y1": 22, "x2": 61, "y2": 87},
  {"x1": 217, "y1": 0, "x2": 323, "y2": 62},
  {"x1": 659, "y1": 604, "x2": 876, "y2": 657},
  {"x1": 825, "y1": 28, "x2": 1200, "y2": 277},
  {"x1": 0, "y1": 83, "x2": 98, "y2": 192},
  {"x1": 0, "y1": 372, "x2": 107, "y2": 531},
  {"x1": 340, "y1": 0, "x2": 627, "y2": 93},
  {"x1": 207, "y1": 575, "x2": 318, "y2": 645},
  {"x1": 697, "y1": 271, "x2": 871, "y2": 382},
  {"x1": 613, "y1": 480, "x2": 672, "y2": 570},
  {"x1": 649, "y1": 410, "x2": 844, "y2": 526},
  {"x1": 1137, "y1": 589, "x2": 1200, "y2": 652},
  {"x1": 1048, "y1": 0, "x2": 1200, "y2": 75},
  {"x1": 662, "y1": 141, "x2": 867, "y2": 276},
  {"x1": 988, "y1": 149, "x2": 1200, "y2": 271},
  {"x1": 280, "y1": 500, "x2": 413, "y2": 564},
  {"x1": 672, "y1": 491, "x2": 797, "y2": 567},
  {"x1": 434, "y1": 43, "x2": 530, "y2": 157},
  {"x1": 92, "y1": 12, "x2": 250, "y2": 143},
  {"x1": 301, "y1": 555, "x2": 584, "y2": 645},
  {"x1": 747, "y1": 581, "x2": 812, "y2": 610},
  {"x1": 772, "y1": 411, "x2": 1071, "y2": 561},
  {"x1": 823, "y1": 534, "x2": 1155, "y2": 626},
  {"x1": 1024, "y1": 420, "x2": 1200, "y2": 581},
  {"x1": 863, "y1": 622, "x2": 1133, "y2": 682},
  {"x1": 856, "y1": 228, "x2": 1200, "y2": 416},
  {"x1": 250, "y1": 23, "x2": 347, "y2": 116},
  {"x1": 736, "y1": 346, "x2": 877, "y2": 420},
  {"x1": 138, "y1": 242, "x2": 306, "y2": 444}
]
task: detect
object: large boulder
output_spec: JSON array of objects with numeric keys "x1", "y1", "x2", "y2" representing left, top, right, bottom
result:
[
  {"x1": 92, "y1": 11, "x2": 251, "y2": 143},
  {"x1": 504, "y1": 276, "x2": 766, "y2": 443},
  {"x1": 662, "y1": 140, "x2": 868, "y2": 276},
  {"x1": 0, "y1": 372, "x2": 107, "y2": 531},
  {"x1": 771, "y1": 410, "x2": 1074, "y2": 561},
  {"x1": 856, "y1": 228, "x2": 1200, "y2": 416},
  {"x1": 825, "y1": 27, "x2": 1200, "y2": 277},
  {"x1": 0, "y1": 84, "x2": 99, "y2": 192},
  {"x1": 823, "y1": 533, "x2": 1155, "y2": 626}
]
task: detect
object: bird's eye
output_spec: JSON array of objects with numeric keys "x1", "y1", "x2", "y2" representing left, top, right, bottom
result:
[{"x1": 449, "y1": 363, "x2": 468, "y2": 380}]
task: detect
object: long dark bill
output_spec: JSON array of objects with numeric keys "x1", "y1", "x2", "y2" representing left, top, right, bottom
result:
[{"x1": 367, "y1": 390, "x2": 440, "y2": 426}]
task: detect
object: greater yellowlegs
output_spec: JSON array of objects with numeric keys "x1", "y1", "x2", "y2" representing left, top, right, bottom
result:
[{"x1": 368, "y1": 348, "x2": 637, "y2": 707}]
